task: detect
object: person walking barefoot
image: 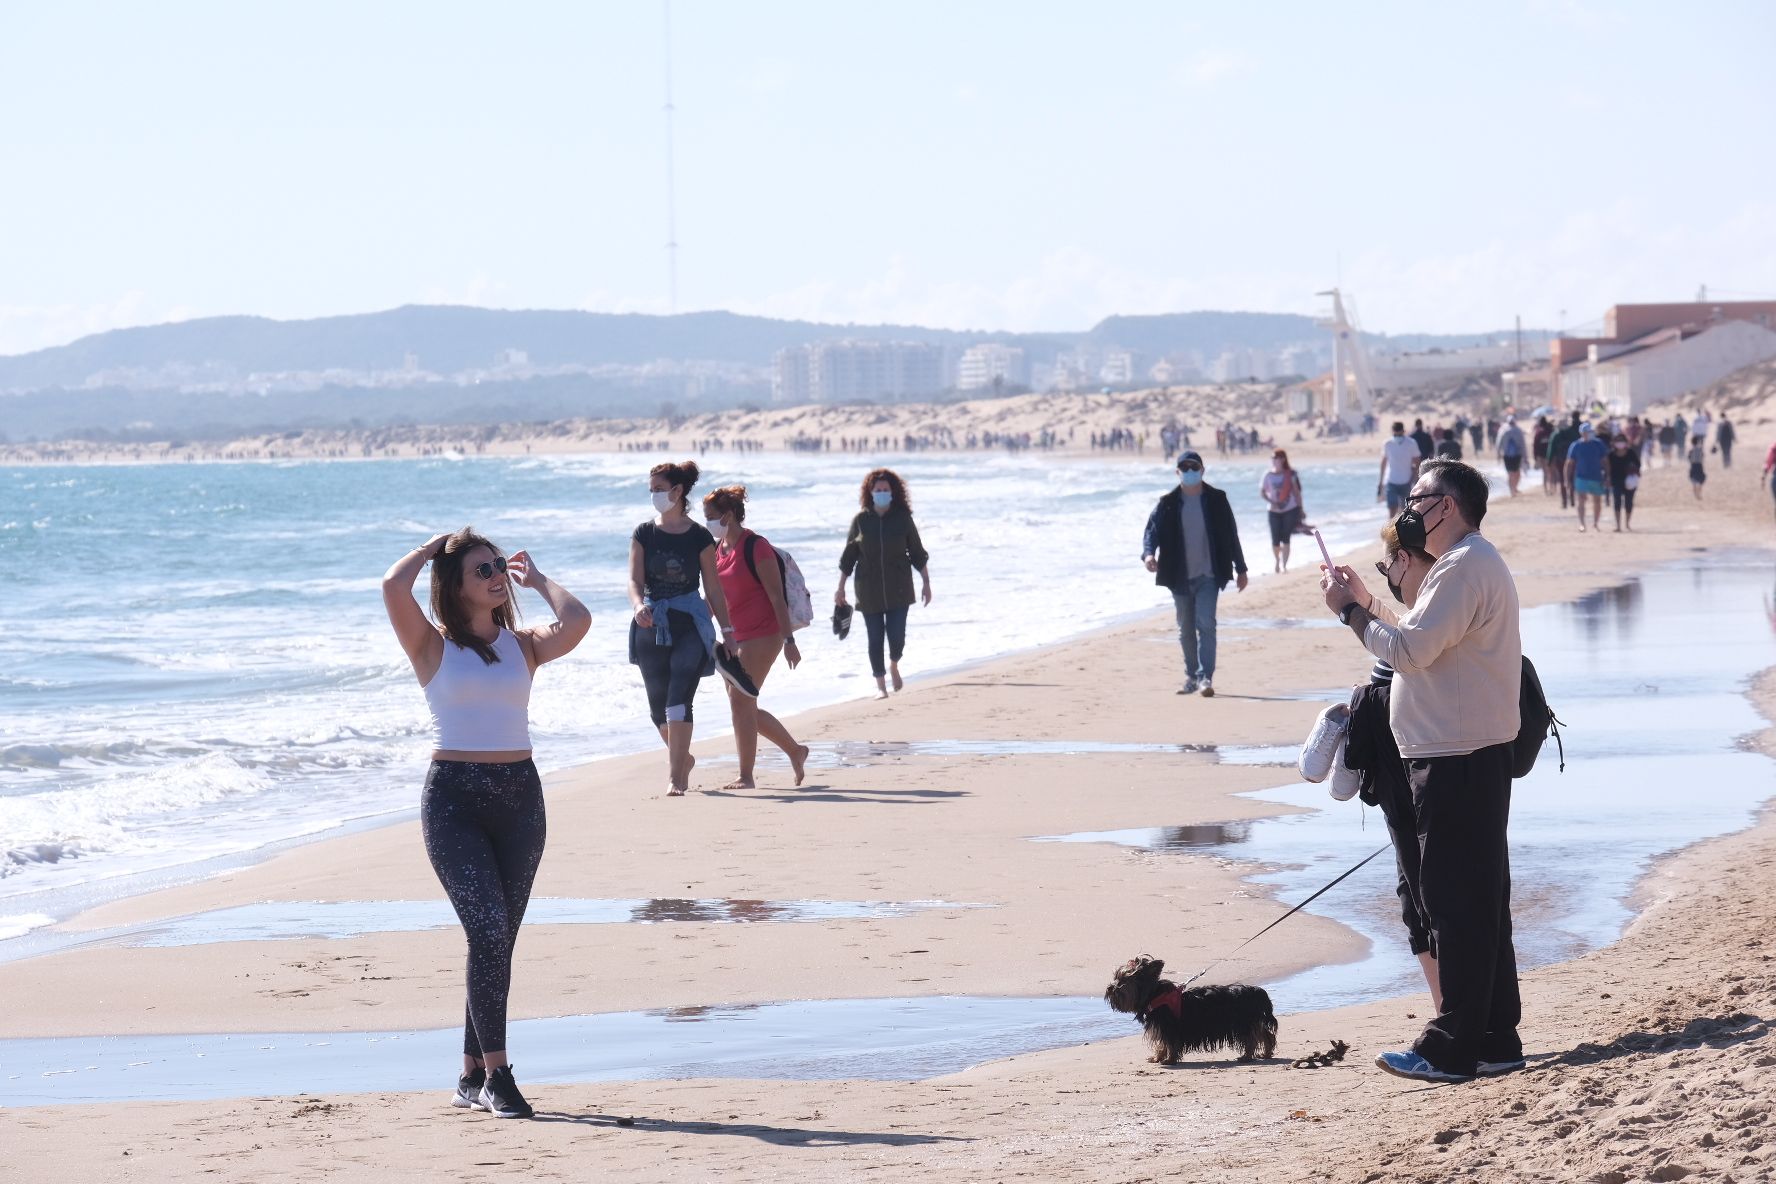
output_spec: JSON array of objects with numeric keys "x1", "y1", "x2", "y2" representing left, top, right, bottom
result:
[
  {"x1": 629, "y1": 460, "x2": 745, "y2": 796},
  {"x1": 382, "y1": 527, "x2": 590, "y2": 1120},
  {"x1": 836, "y1": 468, "x2": 932, "y2": 699},
  {"x1": 704, "y1": 485, "x2": 811, "y2": 789},
  {"x1": 1260, "y1": 449, "x2": 1303, "y2": 573}
]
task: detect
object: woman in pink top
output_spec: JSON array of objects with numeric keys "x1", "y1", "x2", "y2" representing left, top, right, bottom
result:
[{"x1": 703, "y1": 485, "x2": 810, "y2": 789}]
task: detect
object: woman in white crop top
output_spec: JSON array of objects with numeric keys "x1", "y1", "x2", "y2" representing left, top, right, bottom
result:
[{"x1": 382, "y1": 526, "x2": 589, "y2": 1119}]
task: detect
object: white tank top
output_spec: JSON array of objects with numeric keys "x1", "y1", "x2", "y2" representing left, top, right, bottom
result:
[{"x1": 422, "y1": 628, "x2": 533, "y2": 751}]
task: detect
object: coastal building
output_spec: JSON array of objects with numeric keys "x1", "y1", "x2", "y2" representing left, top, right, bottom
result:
[
  {"x1": 1367, "y1": 342, "x2": 1531, "y2": 392},
  {"x1": 1551, "y1": 301, "x2": 1776, "y2": 413},
  {"x1": 1099, "y1": 349, "x2": 1138, "y2": 386},
  {"x1": 772, "y1": 340, "x2": 945, "y2": 404},
  {"x1": 772, "y1": 347, "x2": 812, "y2": 404},
  {"x1": 956, "y1": 343, "x2": 1027, "y2": 392}
]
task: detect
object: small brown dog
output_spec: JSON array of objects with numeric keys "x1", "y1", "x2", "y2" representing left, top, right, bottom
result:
[{"x1": 1104, "y1": 955, "x2": 1278, "y2": 1064}]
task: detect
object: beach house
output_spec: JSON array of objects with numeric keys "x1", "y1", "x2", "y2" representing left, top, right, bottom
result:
[{"x1": 1551, "y1": 300, "x2": 1776, "y2": 414}]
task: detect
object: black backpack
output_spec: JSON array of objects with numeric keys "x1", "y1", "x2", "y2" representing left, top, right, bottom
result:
[{"x1": 1512, "y1": 656, "x2": 1565, "y2": 778}]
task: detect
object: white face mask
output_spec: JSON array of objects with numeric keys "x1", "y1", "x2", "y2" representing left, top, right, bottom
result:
[
  {"x1": 705, "y1": 517, "x2": 725, "y2": 534},
  {"x1": 651, "y1": 490, "x2": 675, "y2": 514}
]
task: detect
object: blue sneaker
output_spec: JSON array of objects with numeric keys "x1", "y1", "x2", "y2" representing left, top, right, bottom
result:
[{"x1": 1374, "y1": 1050, "x2": 1472, "y2": 1083}]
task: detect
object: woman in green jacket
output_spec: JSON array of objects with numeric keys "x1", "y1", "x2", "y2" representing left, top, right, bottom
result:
[{"x1": 836, "y1": 468, "x2": 933, "y2": 699}]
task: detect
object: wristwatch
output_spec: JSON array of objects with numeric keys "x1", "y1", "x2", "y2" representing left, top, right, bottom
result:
[{"x1": 1338, "y1": 602, "x2": 1361, "y2": 626}]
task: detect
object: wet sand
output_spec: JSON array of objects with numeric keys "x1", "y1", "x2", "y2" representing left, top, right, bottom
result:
[{"x1": 4, "y1": 450, "x2": 1776, "y2": 1182}]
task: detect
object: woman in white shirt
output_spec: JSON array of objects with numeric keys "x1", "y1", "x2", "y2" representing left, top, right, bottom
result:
[{"x1": 382, "y1": 528, "x2": 590, "y2": 1120}]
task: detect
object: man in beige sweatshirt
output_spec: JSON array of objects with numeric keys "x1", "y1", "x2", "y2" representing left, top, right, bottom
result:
[{"x1": 1320, "y1": 458, "x2": 1524, "y2": 1084}]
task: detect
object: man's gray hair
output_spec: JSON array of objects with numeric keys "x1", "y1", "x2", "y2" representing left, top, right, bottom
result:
[{"x1": 1417, "y1": 459, "x2": 1490, "y2": 527}]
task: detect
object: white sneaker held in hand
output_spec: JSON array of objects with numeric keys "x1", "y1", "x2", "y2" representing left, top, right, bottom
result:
[{"x1": 1297, "y1": 701, "x2": 1350, "y2": 783}]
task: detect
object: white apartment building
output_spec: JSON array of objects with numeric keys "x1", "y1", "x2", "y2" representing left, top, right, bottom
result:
[
  {"x1": 1099, "y1": 349, "x2": 1137, "y2": 385},
  {"x1": 773, "y1": 341, "x2": 944, "y2": 404},
  {"x1": 1573, "y1": 320, "x2": 1776, "y2": 415},
  {"x1": 956, "y1": 343, "x2": 1027, "y2": 392}
]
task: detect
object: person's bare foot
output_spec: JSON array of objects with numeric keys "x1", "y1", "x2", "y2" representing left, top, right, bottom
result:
[
  {"x1": 874, "y1": 678, "x2": 889, "y2": 700},
  {"x1": 790, "y1": 744, "x2": 810, "y2": 787},
  {"x1": 890, "y1": 664, "x2": 904, "y2": 693},
  {"x1": 666, "y1": 784, "x2": 686, "y2": 797},
  {"x1": 721, "y1": 776, "x2": 756, "y2": 790}
]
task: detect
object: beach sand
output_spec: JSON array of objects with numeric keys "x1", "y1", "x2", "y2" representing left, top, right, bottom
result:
[{"x1": 5, "y1": 443, "x2": 1775, "y2": 1182}]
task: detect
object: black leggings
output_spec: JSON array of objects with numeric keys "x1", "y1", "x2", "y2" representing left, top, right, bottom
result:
[
  {"x1": 1611, "y1": 485, "x2": 1636, "y2": 515},
  {"x1": 422, "y1": 759, "x2": 547, "y2": 1057},
  {"x1": 863, "y1": 607, "x2": 909, "y2": 678},
  {"x1": 634, "y1": 610, "x2": 707, "y2": 726}
]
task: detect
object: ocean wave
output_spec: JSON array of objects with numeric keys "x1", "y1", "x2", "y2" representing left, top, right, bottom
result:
[
  {"x1": 0, "y1": 739, "x2": 160, "y2": 769},
  {"x1": 0, "y1": 912, "x2": 55, "y2": 939},
  {"x1": 0, "y1": 752, "x2": 275, "y2": 877}
]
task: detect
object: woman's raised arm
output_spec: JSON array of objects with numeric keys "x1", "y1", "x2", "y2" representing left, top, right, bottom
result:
[{"x1": 382, "y1": 533, "x2": 450, "y2": 679}]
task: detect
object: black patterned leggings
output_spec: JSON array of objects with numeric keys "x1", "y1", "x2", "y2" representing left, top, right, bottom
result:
[{"x1": 421, "y1": 759, "x2": 547, "y2": 1057}]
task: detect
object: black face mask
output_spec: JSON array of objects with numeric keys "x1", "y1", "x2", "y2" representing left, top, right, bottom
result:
[
  {"x1": 1393, "y1": 496, "x2": 1444, "y2": 553},
  {"x1": 1387, "y1": 575, "x2": 1406, "y2": 604}
]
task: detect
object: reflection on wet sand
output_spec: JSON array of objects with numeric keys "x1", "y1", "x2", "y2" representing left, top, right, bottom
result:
[
  {"x1": 1, "y1": 897, "x2": 984, "y2": 963},
  {"x1": 0, "y1": 994, "x2": 1128, "y2": 1106}
]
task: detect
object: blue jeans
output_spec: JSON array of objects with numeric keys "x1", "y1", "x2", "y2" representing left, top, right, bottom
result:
[
  {"x1": 1171, "y1": 575, "x2": 1220, "y2": 681},
  {"x1": 863, "y1": 607, "x2": 909, "y2": 678}
]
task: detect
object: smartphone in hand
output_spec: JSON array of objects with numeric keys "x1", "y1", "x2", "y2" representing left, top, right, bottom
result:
[{"x1": 1312, "y1": 528, "x2": 1340, "y2": 581}]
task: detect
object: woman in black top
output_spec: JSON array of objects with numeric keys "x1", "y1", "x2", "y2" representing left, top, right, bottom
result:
[
  {"x1": 628, "y1": 459, "x2": 739, "y2": 796},
  {"x1": 836, "y1": 468, "x2": 932, "y2": 699},
  {"x1": 1606, "y1": 432, "x2": 1641, "y2": 532}
]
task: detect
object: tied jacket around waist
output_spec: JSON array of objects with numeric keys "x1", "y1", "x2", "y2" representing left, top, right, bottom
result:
[
  {"x1": 839, "y1": 508, "x2": 929, "y2": 615},
  {"x1": 1141, "y1": 484, "x2": 1248, "y2": 592}
]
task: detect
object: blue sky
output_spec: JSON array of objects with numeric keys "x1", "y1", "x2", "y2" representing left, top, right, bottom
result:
[{"x1": 0, "y1": 0, "x2": 1771, "y2": 354}]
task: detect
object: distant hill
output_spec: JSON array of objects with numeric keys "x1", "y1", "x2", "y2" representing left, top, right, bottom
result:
[
  {"x1": 1086, "y1": 310, "x2": 1522, "y2": 356},
  {"x1": 0, "y1": 306, "x2": 1059, "y2": 393},
  {"x1": 0, "y1": 305, "x2": 1531, "y2": 395}
]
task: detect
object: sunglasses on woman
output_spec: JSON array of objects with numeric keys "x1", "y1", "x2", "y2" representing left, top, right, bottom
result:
[{"x1": 472, "y1": 557, "x2": 508, "y2": 581}]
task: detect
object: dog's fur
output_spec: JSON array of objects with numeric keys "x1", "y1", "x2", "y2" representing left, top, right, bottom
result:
[{"x1": 1104, "y1": 955, "x2": 1279, "y2": 1064}]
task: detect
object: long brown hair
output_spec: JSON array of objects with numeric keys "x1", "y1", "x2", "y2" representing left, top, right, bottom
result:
[
  {"x1": 428, "y1": 526, "x2": 520, "y2": 665},
  {"x1": 859, "y1": 467, "x2": 911, "y2": 514}
]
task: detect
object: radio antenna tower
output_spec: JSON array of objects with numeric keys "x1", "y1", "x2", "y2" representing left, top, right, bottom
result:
[{"x1": 662, "y1": 0, "x2": 679, "y2": 313}]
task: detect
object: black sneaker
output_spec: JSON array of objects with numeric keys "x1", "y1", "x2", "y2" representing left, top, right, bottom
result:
[
  {"x1": 714, "y1": 645, "x2": 760, "y2": 699},
  {"x1": 452, "y1": 1066, "x2": 487, "y2": 1109},
  {"x1": 477, "y1": 1065, "x2": 534, "y2": 1119}
]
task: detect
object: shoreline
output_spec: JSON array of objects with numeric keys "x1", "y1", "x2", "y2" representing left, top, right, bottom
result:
[
  {"x1": 5, "y1": 446, "x2": 1776, "y2": 1181},
  {"x1": 5, "y1": 464, "x2": 1767, "y2": 1016}
]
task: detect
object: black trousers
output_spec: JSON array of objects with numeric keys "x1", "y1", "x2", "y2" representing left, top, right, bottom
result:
[
  {"x1": 1371, "y1": 764, "x2": 1431, "y2": 956},
  {"x1": 862, "y1": 606, "x2": 909, "y2": 678},
  {"x1": 1408, "y1": 742, "x2": 1521, "y2": 1074},
  {"x1": 422, "y1": 760, "x2": 547, "y2": 1058}
]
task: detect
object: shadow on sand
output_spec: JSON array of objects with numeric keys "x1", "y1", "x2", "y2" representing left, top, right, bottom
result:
[
  {"x1": 700, "y1": 785, "x2": 969, "y2": 805},
  {"x1": 531, "y1": 1110, "x2": 971, "y2": 1147}
]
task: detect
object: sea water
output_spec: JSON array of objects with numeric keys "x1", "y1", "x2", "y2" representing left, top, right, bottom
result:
[{"x1": 0, "y1": 450, "x2": 1389, "y2": 927}]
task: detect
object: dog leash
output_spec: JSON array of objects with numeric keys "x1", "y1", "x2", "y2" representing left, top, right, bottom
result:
[{"x1": 1180, "y1": 843, "x2": 1391, "y2": 990}]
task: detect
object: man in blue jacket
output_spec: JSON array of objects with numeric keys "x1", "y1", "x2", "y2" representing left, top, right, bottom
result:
[{"x1": 1142, "y1": 450, "x2": 1249, "y2": 696}]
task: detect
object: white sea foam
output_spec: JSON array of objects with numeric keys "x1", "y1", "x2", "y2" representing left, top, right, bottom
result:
[{"x1": 0, "y1": 913, "x2": 54, "y2": 940}]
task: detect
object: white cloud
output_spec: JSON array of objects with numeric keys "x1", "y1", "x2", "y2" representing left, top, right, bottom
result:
[
  {"x1": 0, "y1": 293, "x2": 198, "y2": 357},
  {"x1": 1174, "y1": 49, "x2": 1254, "y2": 89},
  {"x1": 417, "y1": 275, "x2": 513, "y2": 308}
]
